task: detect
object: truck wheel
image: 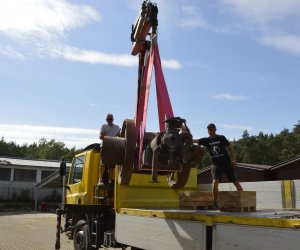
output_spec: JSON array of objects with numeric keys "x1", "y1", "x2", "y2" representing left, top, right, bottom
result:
[
  {"x1": 73, "y1": 220, "x2": 92, "y2": 250},
  {"x1": 118, "y1": 119, "x2": 136, "y2": 185}
]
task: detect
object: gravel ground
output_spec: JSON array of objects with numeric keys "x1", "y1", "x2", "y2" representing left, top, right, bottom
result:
[
  {"x1": 0, "y1": 212, "x2": 125, "y2": 250},
  {"x1": 0, "y1": 212, "x2": 73, "y2": 250}
]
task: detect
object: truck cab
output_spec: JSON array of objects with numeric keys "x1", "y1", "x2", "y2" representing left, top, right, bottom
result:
[{"x1": 66, "y1": 146, "x2": 101, "y2": 205}]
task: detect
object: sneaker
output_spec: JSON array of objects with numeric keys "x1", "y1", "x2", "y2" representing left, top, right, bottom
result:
[{"x1": 210, "y1": 203, "x2": 219, "y2": 210}]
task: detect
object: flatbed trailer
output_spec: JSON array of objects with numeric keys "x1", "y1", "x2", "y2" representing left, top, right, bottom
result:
[
  {"x1": 116, "y1": 208, "x2": 300, "y2": 250},
  {"x1": 56, "y1": 146, "x2": 300, "y2": 250},
  {"x1": 112, "y1": 169, "x2": 300, "y2": 250}
]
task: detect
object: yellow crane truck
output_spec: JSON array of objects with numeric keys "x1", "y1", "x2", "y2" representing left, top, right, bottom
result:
[
  {"x1": 54, "y1": 1, "x2": 300, "y2": 249},
  {"x1": 55, "y1": 144, "x2": 300, "y2": 250}
]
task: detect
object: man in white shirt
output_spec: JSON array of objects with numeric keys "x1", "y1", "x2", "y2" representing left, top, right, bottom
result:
[{"x1": 98, "y1": 113, "x2": 120, "y2": 186}]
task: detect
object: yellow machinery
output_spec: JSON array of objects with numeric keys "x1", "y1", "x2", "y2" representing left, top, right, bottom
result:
[
  {"x1": 56, "y1": 146, "x2": 300, "y2": 250},
  {"x1": 55, "y1": 143, "x2": 197, "y2": 250}
]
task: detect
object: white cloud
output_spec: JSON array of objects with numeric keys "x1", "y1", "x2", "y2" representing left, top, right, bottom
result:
[
  {"x1": 179, "y1": 6, "x2": 208, "y2": 29},
  {"x1": 0, "y1": 46, "x2": 25, "y2": 60},
  {"x1": 222, "y1": 0, "x2": 300, "y2": 23},
  {"x1": 49, "y1": 45, "x2": 181, "y2": 69},
  {"x1": 261, "y1": 35, "x2": 300, "y2": 55},
  {"x1": 220, "y1": 0, "x2": 300, "y2": 56},
  {"x1": 0, "y1": 124, "x2": 99, "y2": 148},
  {"x1": 212, "y1": 93, "x2": 248, "y2": 101},
  {"x1": 161, "y1": 59, "x2": 181, "y2": 70},
  {"x1": 0, "y1": 0, "x2": 182, "y2": 69},
  {"x1": 220, "y1": 123, "x2": 253, "y2": 131},
  {"x1": 0, "y1": 0, "x2": 100, "y2": 41},
  {"x1": 0, "y1": 0, "x2": 101, "y2": 62},
  {"x1": 51, "y1": 45, "x2": 137, "y2": 66}
]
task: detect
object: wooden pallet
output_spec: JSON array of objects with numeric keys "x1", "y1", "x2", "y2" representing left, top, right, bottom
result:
[
  {"x1": 179, "y1": 191, "x2": 214, "y2": 210},
  {"x1": 218, "y1": 191, "x2": 256, "y2": 212}
]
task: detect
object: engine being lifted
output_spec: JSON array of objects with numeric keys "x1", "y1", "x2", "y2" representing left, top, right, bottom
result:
[
  {"x1": 143, "y1": 117, "x2": 195, "y2": 182},
  {"x1": 101, "y1": 116, "x2": 203, "y2": 189}
]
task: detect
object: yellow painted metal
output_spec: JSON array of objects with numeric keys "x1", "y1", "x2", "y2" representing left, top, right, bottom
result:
[
  {"x1": 119, "y1": 208, "x2": 300, "y2": 229},
  {"x1": 115, "y1": 168, "x2": 198, "y2": 212},
  {"x1": 282, "y1": 180, "x2": 295, "y2": 209},
  {"x1": 119, "y1": 208, "x2": 211, "y2": 223},
  {"x1": 65, "y1": 150, "x2": 100, "y2": 205},
  {"x1": 212, "y1": 213, "x2": 300, "y2": 229},
  {"x1": 65, "y1": 147, "x2": 196, "y2": 208}
]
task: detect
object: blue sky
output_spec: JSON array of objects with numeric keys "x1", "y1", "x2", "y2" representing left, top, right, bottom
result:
[{"x1": 0, "y1": 0, "x2": 299, "y2": 148}]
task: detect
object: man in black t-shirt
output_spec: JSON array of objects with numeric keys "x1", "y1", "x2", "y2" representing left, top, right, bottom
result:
[{"x1": 194, "y1": 123, "x2": 243, "y2": 209}]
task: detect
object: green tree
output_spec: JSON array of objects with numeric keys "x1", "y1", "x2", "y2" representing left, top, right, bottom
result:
[{"x1": 0, "y1": 137, "x2": 82, "y2": 161}]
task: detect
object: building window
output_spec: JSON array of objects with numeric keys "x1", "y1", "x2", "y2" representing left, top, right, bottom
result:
[
  {"x1": 14, "y1": 169, "x2": 37, "y2": 182},
  {"x1": 70, "y1": 156, "x2": 84, "y2": 184},
  {"x1": 0, "y1": 168, "x2": 11, "y2": 181},
  {"x1": 41, "y1": 170, "x2": 55, "y2": 180}
]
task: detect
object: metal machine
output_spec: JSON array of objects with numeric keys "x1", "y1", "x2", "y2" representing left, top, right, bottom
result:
[{"x1": 102, "y1": 0, "x2": 203, "y2": 189}]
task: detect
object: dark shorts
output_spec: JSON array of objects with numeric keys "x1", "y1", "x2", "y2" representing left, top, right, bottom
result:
[{"x1": 211, "y1": 163, "x2": 237, "y2": 182}]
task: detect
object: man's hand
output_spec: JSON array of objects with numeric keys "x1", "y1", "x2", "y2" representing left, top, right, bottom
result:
[
  {"x1": 100, "y1": 132, "x2": 105, "y2": 140},
  {"x1": 232, "y1": 160, "x2": 237, "y2": 168}
]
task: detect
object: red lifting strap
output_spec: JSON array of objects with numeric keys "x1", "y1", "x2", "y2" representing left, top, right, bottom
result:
[{"x1": 135, "y1": 36, "x2": 174, "y2": 168}]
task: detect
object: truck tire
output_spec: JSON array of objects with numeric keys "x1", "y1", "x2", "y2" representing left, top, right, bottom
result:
[{"x1": 73, "y1": 219, "x2": 92, "y2": 250}]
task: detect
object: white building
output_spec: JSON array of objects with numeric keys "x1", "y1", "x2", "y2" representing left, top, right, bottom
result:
[{"x1": 0, "y1": 156, "x2": 65, "y2": 202}]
